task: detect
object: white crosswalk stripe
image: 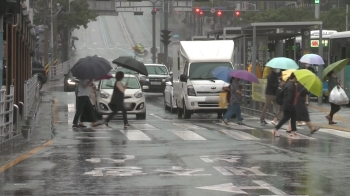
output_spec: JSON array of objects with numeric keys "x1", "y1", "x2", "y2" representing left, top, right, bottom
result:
[
  {"x1": 170, "y1": 130, "x2": 206, "y2": 141},
  {"x1": 219, "y1": 129, "x2": 260, "y2": 141},
  {"x1": 132, "y1": 124, "x2": 159, "y2": 130},
  {"x1": 263, "y1": 129, "x2": 315, "y2": 140},
  {"x1": 173, "y1": 123, "x2": 205, "y2": 130},
  {"x1": 216, "y1": 122, "x2": 254, "y2": 130},
  {"x1": 119, "y1": 130, "x2": 151, "y2": 141}
]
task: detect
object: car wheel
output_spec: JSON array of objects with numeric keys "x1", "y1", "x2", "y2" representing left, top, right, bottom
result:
[
  {"x1": 136, "y1": 113, "x2": 146, "y2": 119},
  {"x1": 37, "y1": 78, "x2": 43, "y2": 90},
  {"x1": 183, "y1": 100, "x2": 191, "y2": 119}
]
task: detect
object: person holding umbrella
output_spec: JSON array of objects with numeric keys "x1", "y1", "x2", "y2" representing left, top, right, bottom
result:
[
  {"x1": 222, "y1": 77, "x2": 244, "y2": 125},
  {"x1": 272, "y1": 73, "x2": 298, "y2": 137},
  {"x1": 103, "y1": 71, "x2": 130, "y2": 128},
  {"x1": 72, "y1": 79, "x2": 102, "y2": 129}
]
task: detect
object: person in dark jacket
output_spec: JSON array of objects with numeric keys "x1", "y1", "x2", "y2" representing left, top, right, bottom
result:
[
  {"x1": 103, "y1": 71, "x2": 130, "y2": 128},
  {"x1": 260, "y1": 68, "x2": 283, "y2": 125},
  {"x1": 326, "y1": 71, "x2": 341, "y2": 124},
  {"x1": 272, "y1": 73, "x2": 298, "y2": 137}
]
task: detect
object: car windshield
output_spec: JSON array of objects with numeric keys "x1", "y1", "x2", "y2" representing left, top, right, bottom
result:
[
  {"x1": 189, "y1": 62, "x2": 233, "y2": 80},
  {"x1": 146, "y1": 66, "x2": 168, "y2": 75},
  {"x1": 101, "y1": 77, "x2": 140, "y2": 89},
  {"x1": 116, "y1": 67, "x2": 138, "y2": 74}
]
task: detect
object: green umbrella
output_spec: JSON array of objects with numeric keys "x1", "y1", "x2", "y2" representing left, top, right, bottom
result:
[
  {"x1": 294, "y1": 69, "x2": 323, "y2": 97},
  {"x1": 322, "y1": 58, "x2": 349, "y2": 81}
]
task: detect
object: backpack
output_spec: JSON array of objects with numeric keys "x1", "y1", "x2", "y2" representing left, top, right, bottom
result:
[{"x1": 275, "y1": 86, "x2": 284, "y2": 105}]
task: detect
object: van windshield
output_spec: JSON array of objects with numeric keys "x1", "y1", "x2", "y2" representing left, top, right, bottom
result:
[{"x1": 188, "y1": 62, "x2": 233, "y2": 80}]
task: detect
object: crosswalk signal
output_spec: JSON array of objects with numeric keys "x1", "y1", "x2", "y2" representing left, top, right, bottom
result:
[
  {"x1": 315, "y1": 0, "x2": 320, "y2": 3},
  {"x1": 195, "y1": 7, "x2": 200, "y2": 13},
  {"x1": 161, "y1": 29, "x2": 172, "y2": 46},
  {"x1": 217, "y1": 10, "x2": 222, "y2": 17},
  {"x1": 199, "y1": 11, "x2": 203, "y2": 15}
]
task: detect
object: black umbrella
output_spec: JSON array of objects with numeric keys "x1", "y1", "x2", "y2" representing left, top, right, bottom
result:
[
  {"x1": 71, "y1": 55, "x2": 112, "y2": 79},
  {"x1": 112, "y1": 57, "x2": 148, "y2": 76},
  {"x1": 71, "y1": 36, "x2": 79, "y2": 40}
]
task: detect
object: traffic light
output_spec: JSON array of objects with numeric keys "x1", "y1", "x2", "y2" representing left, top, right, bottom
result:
[
  {"x1": 161, "y1": 29, "x2": 172, "y2": 46},
  {"x1": 195, "y1": 7, "x2": 200, "y2": 13},
  {"x1": 199, "y1": 11, "x2": 203, "y2": 15},
  {"x1": 151, "y1": 8, "x2": 156, "y2": 15},
  {"x1": 315, "y1": 0, "x2": 320, "y2": 3},
  {"x1": 235, "y1": 11, "x2": 241, "y2": 17},
  {"x1": 217, "y1": 10, "x2": 222, "y2": 17}
]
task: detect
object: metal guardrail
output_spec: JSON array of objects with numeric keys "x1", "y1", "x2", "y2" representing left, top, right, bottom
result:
[
  {"x1": 50, "y1": 61, "x2": 71, "y2": 80},
  {"x1": 0, "y1": 86, "x2": 15, "y2": 142},
  {"x1": 24, "y1": 75, "x2": 39, "y2": 118}
]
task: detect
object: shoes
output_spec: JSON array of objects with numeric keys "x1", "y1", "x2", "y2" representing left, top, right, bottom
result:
[
  {"x1": 79, "y1": 124, "x2": 87, "y2": 128},
  {"x1": 237, "y1": 122, "x2": 245, "y2": 125},
  {"x1": 271, "y1": 121, "x2": 278, "y2": 126},
  {"x1": 329, "y1": 121, "x2": 337, "y2": 125},
  {"x1": 124, "y1": 124, "x2": 131, "y2": 128},
  {"x1": 273, "y1": 130, "x2": 280, "y2": 137},
  {"x1": 260, "y1": 120, "x2": 268, "y2": 126},
  {"x1": 222, "y1": 119, "x2": 229, "y2": 125},
  {"x1": 72, "y1": 124, "x2": 79, "y2": 129},
  {"x1": 311, "y1": 127, "x2": 320, "y2": 134}
]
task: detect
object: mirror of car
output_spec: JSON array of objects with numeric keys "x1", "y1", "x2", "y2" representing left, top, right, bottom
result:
[{"x1": 180, "y1": 74, "x2": 187, "y2": 82}]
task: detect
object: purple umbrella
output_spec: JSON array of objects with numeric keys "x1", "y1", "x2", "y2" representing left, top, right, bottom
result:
[{"x1": 228, "y1": 70, "x2": 259, "y2": 84}]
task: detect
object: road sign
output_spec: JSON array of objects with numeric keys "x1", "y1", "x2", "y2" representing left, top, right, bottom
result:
[
  {"x1": 150, "y1": 47, "x2": 158, "y2": 54},
  {"x1": 210, "y1": 8, "x2": 215, "y2": 13}
]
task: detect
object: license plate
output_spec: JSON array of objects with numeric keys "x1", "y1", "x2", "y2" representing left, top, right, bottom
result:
[
  {"x1": 124, "y1": 103, "x2": 132, "y2": 110},
  {"x1": 151, "y1": 82, "x2": 161, "y2": 85}
]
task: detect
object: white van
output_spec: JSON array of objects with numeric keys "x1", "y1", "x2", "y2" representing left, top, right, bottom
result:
[{"x1": 172, "y1": 40, "x2": 234, "y2": 119}]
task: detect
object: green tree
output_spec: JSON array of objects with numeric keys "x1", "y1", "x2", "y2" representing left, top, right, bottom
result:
[
  {"x1": 320, "y1": 8, "x2": 348, "y2": 31},
  {"x1": 33, "y1": 0, "x2": 97, "y2": 61}
]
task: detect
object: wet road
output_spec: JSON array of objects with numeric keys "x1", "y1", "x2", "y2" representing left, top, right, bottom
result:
[{"x1": 2, "y1": 15, "x2": 350, "y2": 196}]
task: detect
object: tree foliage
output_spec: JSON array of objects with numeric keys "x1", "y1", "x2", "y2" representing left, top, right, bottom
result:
[{"x1": 320, "y1": 8, "x2": 348, "y2": 31}]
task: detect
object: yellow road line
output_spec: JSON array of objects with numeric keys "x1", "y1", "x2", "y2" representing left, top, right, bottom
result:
[
  {"x1": 53, "y1": 98, "x2": 59, "y2": 124},
  {"x1": 313, "y1": 123, "x2": 350, "y2": 132},
  {"x1": 309, "y1": 105, "x2": 350, "y2": 123},
  {"x1": 0, "y1": 140, "x2": 55, "y2": 173}
]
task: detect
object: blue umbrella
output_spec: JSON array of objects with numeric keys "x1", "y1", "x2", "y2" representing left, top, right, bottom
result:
[
  {"x1": 173, "y1": 34, "x2": 180, "y2": 39},
  {"x1": 211, "y1": 66, "x2": 234, "y2": 83},
  {"x1": 266, "y1": 57, "x2": 299, "y2": 70}
]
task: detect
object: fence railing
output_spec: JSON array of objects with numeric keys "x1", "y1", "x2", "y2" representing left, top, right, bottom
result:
[
  {"x1": 50, "y1": 61, "x2": 71, "y2": 80},
  {"x1": 0, "y1": 86, "x2": 15, "y2": 142},
  {"x1": 24, "y1": 75, "x2": 39, "y2": 118}
]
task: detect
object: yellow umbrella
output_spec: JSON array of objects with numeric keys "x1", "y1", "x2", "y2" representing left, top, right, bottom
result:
[
  {"x1": 282, "y1": 69, "x2": 296, "y2": 81},
  {"x1": 294, "y1": 69, "x2": 323, "y2": 97}
]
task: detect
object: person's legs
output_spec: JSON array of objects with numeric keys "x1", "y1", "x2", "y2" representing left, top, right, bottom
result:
[
  {"x1": 73, "y1": 96, "x2": 88, "y2": 126},
  {"x1": 119, "y1": 103, "x2": 129, "y2": 126},
  {"x1": 105, "y1": 104, "x2": 119, "y2": 124},
  {"x1": 273, "y1": 104, "x2": 282, "y2": 124},
  {"x1": 273, "y1": 109, "x2": 292, "y2": 136},
  {"x1": 260, "y1": 95, "x2": 274, "y2": 123},
  {"x1": 223, "y1": 104, "x2": 235, "y2": 123},
  {"x1": 328, "y1": 103, "x2": 341, "y2": 123}
]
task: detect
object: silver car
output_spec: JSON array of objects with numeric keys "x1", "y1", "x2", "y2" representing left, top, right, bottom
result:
[
  {"x1": 164, "y1": 81, "x2": 177, "y2": 113},
  {"x1": 95, "y1": 74, "x2": 147, "y2": 119}
]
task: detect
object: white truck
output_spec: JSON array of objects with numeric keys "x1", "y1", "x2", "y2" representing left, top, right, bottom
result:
[{"x1": 172, "y1": 40, "x2": 234, "y2": 119}]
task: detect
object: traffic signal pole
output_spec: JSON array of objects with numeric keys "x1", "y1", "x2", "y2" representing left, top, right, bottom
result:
[
  {"x1": 163, "y1": 0, "x2": 169, "y2": 66},
  {"x1": 151, "y1": 8, "x2": 156, "y2": 63},
  {"x1": 0, "y1": 16, "x2": 4, "y2": 87}
]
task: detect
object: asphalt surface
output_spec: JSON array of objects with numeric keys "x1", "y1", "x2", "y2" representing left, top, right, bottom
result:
[{"x1": 1, "y1": 13, "x2": 350, "y2": 196}]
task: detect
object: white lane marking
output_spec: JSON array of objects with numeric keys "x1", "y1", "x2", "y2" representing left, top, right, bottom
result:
[
  {"x1": 200, "y1": 155, "x2": 241, "y2": 163},
  {"x1": 76, "y1": 132, "x2": 109, "y2": 134},
  {"x1": 76, "y1": 137, "x2": 111, "y2": 139},
  {"x1": 149, "y1": 113, "x2": 166, "y2": 120},
  {"x1": 219, "y1": 129, "x2": 260, "y2": 140},
  {"x1": 170, "y1": 130, "x2": 206, "y2": 140},
  {"x1": 265, "y1": 121, "x2": 305, "y2": 130},
  {"x1": 263, "y1": 129, "x2": 315, "y2": 140},
  {"x1": 132, "y1": 123, "x2": 159, "y2": 130},
  {"x1": 216, "y1": 122, "x2": 254, "y2": 130},
  {"x1": 86, "y1": 155, "x2": 135, "y2": 163},
  {"x1": 319, "y1": 128, "x2": 350, "y2": 139},
  {"x1": 213, "y1": 166, "x2": 277, "y2": 176},
  {"x1": 156, "y1": 166, "x2": 211, "y2": 176},
  {"x1": 173, "y1": 123, "x2": 205, "y2": 130},
  {"x1": 119, "y1": 130, "x2": 151, "y2": 140}
]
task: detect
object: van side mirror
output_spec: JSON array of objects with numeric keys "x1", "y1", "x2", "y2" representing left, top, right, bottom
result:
[{"x1": 180, "y1": 74, "x2": 187, "y2": 82}]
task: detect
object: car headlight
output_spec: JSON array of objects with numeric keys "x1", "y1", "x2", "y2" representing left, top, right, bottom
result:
[
  {"x1": 100, "y1": 90, "x2": 109, "y2": 99},
  {"x1": 162, "y1": 76, "x2": 170, "y2": 82},
  {"x1": 140, "y1": 76, "x2": 149, "y2": 82},
  {"x1": 67, "y1": 79, "x2": 76, "y2": 85},
  {"x1": 187, "y1": 85, "x2": 196, "y2": 96},
  {"x1": 134, "y1": 90, "x2": 143, "y2": 98}
]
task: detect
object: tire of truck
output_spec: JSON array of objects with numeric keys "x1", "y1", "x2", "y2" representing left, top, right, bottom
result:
[
  {"x1": 37, "y1": 77, "x2": 43, "y2": 90},
  {"x1": 183, "y1": 100, "x2": 191, "y2": 119}
]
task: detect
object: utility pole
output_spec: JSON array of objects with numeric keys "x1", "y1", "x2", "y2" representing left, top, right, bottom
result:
[
  {"x1": 163, "y1": 0, "x2": 169, "y2": 65},
  {"x1": 315, "y1": 1, "x2": 320, "y2": 19},
  {"x1": 44, "y1": 11, "x2": 49, "y2": 66},
  {"x1": 0, "y1": 16, "x2": 4, "y2": 87},
  {"x1": 50, "y1": 0, "x2": 54, "y2": 79},
  {"x1": 151, "y1": 5, "x2": 157, "y2": 63},
  {"x1": 346, "y1": 4, "x2": 348, "y2": 31}
]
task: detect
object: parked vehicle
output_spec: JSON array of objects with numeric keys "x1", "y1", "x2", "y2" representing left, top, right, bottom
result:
[
  {"x1": 31, "y1": 60, "x2": 47, "y2": 90},
  {"x1": 172, "y1": 40, "x2": 233, "y2": 119},
  {"x1": 63, "y1": 71, "x2": 77, "y2": 92},
  {"x1": 95, "y1": 74, "x2": 148, "y2": 119},
  {"x1": 139, "y1": 64, "x2": 171, "y2": 93},
  {"x1": 164, "y1": 77, "x2": 177, "y2": 113}
]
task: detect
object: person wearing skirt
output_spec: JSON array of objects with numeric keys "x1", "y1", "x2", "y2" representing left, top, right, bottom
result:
[{"x1": 287, "y1": 83, "x2": 319, "y2": 134}]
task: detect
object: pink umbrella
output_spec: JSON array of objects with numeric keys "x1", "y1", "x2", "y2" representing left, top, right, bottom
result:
[
  {"x1": 96, "y1": 73, "x2": 113, "y2": 81},
  {"x1": 228, "y1": 70, "x2": 259, "y2": 84}
]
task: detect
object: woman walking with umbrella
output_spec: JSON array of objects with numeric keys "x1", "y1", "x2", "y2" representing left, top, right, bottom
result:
[
  {"x1": 222, "y1": 77, "x2": 244, "y2": 125},
  {"x1": 103, "y1": 71, "x2": 130, "y2": 128}
]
